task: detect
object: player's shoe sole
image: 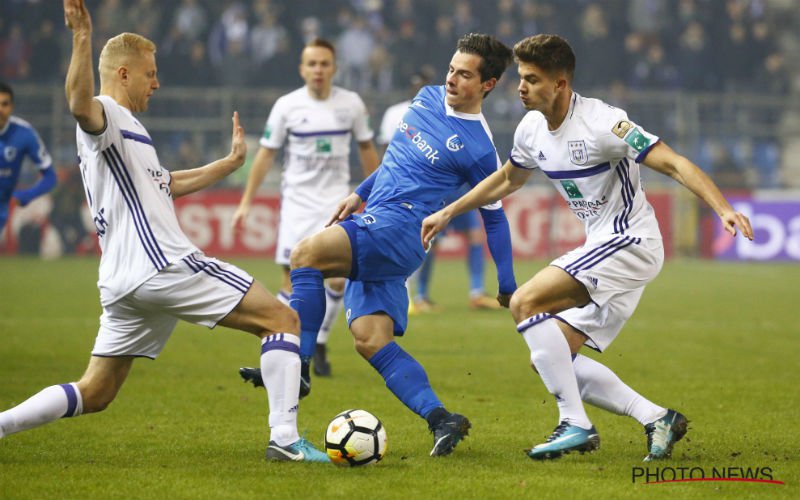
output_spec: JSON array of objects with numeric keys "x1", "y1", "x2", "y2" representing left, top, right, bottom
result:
[
  {"x1": 239, "y1": 365, "x2": 310, "y2": 399},
  {"x1": 527, "y1": 421, "x2": 600, "y2": 460},
  {"x1": 643, "y1": 409, "x2": 688, "y2": 461}
]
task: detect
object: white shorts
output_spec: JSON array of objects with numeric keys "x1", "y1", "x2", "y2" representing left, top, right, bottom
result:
[
  {"x1": 550, "y1": 236, "x2": 664, "y2": 352},
  {"x1": 92, "y1": 251, "x2": 253, "y2": 359},
  {"x1": 275, "y1": 200, "x2": 336, "y2": 265}
]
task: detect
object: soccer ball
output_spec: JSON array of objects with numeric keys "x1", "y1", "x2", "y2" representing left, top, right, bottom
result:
[{"x1": 324, "y1": 409, "x2": 388, "y2": 466}]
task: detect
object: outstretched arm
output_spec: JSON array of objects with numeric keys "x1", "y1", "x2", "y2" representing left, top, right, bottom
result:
[
  {"x1": 421, "y1": 161, "x2": 530, "y2": 247},
  {"x1": 170, "y1": 112, "x2": 246, "y2": 198},
  {"x1": 643, "y1": 142, "x2": 753, "y2": 240},
  {"x1": 64, "y1": 0, "x2": 105, "y2": 133}
]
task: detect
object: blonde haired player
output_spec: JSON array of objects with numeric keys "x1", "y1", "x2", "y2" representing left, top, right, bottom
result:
[
  {"x1": 0, "y1": 0, "x2": 329, "y2": 463},
  {"x1": 422, "y1": 34, "x2": 753, "y2": 461}
]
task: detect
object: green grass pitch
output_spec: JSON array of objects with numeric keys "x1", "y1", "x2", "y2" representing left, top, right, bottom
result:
[{"x1": 1, "y1": 256, "x2": 798, "y2": 499}]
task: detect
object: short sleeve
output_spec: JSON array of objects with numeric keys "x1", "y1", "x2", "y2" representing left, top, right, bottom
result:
[
  {"x1": 508, "y1": 114, "x2": 539, "y2": 170},
  {"x1": 598, "y1": 108, "x2": 660, "y2": 164},
  {"x1": 76, "y1": 96, "x2": 121, "y2": 152},
  {"x1": 259, "y1": 97, "x2": 288, "y2": 149}
]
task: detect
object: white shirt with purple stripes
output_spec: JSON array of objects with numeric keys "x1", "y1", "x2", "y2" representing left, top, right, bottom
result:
[
  {"x1": 509, "y1": 92, "x2": 662, "y2": 241},
  {"x1": 76, "y1": 95, "x2": 197, "y2": 306},
  {"x1": 259, "y1": 86, "x2": 373, "y2": 215}
]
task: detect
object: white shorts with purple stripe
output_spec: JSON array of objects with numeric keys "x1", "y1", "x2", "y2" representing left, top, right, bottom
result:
[
  {"x1": 550, "y1": 236, "x2": 664, "y2": 352},
  {"x1": 92, "y1": 251, "x2": 253, "y2": 359}
]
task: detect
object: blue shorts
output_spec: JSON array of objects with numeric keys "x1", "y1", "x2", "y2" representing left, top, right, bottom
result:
[{"x1": 340, "y1": 206, "x2": 426, "y2": 335}]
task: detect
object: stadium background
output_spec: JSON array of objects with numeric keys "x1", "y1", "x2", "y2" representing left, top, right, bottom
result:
[{"x1": 1, "y1": 0, "x2": 799, "y2": 261}]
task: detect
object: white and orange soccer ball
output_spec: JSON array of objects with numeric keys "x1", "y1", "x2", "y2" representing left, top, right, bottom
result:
[{"x1": 324, "y1": 409, "x2": 388, "y2": 466}]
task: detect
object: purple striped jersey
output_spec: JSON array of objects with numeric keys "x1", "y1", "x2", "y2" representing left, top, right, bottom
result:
[
  {"x1": 259, "y1": 86, "x2": 373, "y2": 215},
  {"x1": 75, "y1": 95, "x2": 198, "y2": 306},
  {"x1": 509, "y1": 92, "x2": 662, "y2": 241}
]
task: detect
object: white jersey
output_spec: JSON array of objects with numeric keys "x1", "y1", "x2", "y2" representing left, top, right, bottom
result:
[
  {"x1": 377, "y1": 100, "x2": 410, "y2": 145},
  {"x1": 76, "y1": 96, "x2": 197, "y2": 306},
  {"x1": 259, "y1": 86, "x2": 374, "y2": 213},
  {"x1": 510, "y1": 92, "x2": 662, "y2": 241}
]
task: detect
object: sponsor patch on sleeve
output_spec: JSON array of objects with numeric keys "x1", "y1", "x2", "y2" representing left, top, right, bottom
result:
[{"x1": 623, "y1": 127, "x2": 651, "y2": 152}]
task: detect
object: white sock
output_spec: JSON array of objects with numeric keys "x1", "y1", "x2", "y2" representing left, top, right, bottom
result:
[
  {"x1": 317, "y1": 286, "x2": 344, "y2": 344},
  {"x1": 276, "y1": 290, "x2": 291, "y2": 306},
  {"x1": 0, "y1": 383, "x2": 83, "y2": 438},
  {"x1": 261, "y1": 334, "x2": 301, "y2": 446},
  {"x1": 518, "y1": 315, "x2": 592, "y2": 429},
  {"x1": 573, "y1": 354, "x2": 667, "y2": 426}
]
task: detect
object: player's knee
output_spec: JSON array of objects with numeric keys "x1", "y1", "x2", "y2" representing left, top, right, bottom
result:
[
  {"x1": 289, "y1": 237, "x2": 318, "y2": 270},
  {"x1": 509, "y1": 290, "x2": 546, "y2": 323}
]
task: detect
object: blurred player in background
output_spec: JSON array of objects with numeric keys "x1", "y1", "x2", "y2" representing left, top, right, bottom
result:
[
  {"x1": 287, "y1": 33, "x2": 517, "y2": 457},
  {"x1": 378, "y1": 71, "x2": 500, "y2": 313},
  {"x1": 233, "y1": 38, "x2": 378, "y2": 385},
  {"x1": 423, "y1": 34, "x2": 753, "y2": 461},
  {"x1": 0, "y1": 81, "x2": 57, "y2": 233},
  {"x1": 0, "y1": 0, "x2": 330, "y2": 463}
]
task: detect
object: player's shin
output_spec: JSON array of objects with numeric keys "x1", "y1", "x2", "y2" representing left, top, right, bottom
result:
[
  {"x1": 573, "y1": 354, "x2": 666, "y2": 425},
  {"x1": 289, "y1": 268, "x2": 326, "y2": 362},
  {"x1": 368, "y1": 342, "x2": 443, "y2": 418},
  {"x1": 260, "y1": 334, "x2": 301, "y2": 447},
  {"x1": 518, "y1": 315, "x2": 592, "y2": 429},
  {"x1": 0, "y1": 383, "x2": 83, "y2": 437}
]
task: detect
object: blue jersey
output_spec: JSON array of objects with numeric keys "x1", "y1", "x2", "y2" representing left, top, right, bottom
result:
[
  {"x1": 0, "y1": 116, "x2": 52, "y2": 203},
  {"x1": 344, "y1": 86, "x2": 516, "y2": 333},
  {"x1": 363, "y1": 85, "x2": 501, "y2": 216}
]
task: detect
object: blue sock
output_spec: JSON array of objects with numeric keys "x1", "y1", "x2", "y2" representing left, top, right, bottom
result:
[
  {"x1": 289, "y1": 267, "x2": 325, "y2": 360},
  {"x1": 368, "y1": 342, "x2": 443, "y2": 419},
  {"x1": 416, "y1": 252, "x2": 435, "y2": 300},
  {"x1": 468, "y1": 243, "x2": 484, "y2": 294}
]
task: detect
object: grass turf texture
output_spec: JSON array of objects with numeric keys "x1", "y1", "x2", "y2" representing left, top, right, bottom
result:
[{"x1": 0, "y1": 256, "x2": 797, "y2": 499}]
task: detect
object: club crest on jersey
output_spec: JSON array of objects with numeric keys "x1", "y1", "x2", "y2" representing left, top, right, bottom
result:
[
  {"x1": 560, "y1": 180, "x2": 584, "y2": 199},
  {"x1": 568, "y1": 140, "x2": 588, "y2": 165},
  {"x1": 446, "y1": 134, "x2": 464, "y2": 152},
  {"x1": 4, "y1": 146, "x2": 17, "y2": 162}
]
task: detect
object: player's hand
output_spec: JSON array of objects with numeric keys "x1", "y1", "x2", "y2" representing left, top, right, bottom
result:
[
  {"x1": 326, "y1": 193, "x2": 362, "y2": 227},
  {"x1": 231, "y1": 203, "x2": 250, "y2": 232},
  {"x1": 64, "y1": 0, "x2": 92, "y2": 33},
  {"x1": 719, "y1": 209, "x2": 754, "y2": 240},
  {"x1": 227, "y1": 111, "x2": 246, "y2": 167},
  {"x1": 12, "y1": 190, "x2": 34, "y2": 207},
  {"x1": 496, "y1": 292, "x2": 512, "y2": 309},
  {"x1": 421, "y1": 210, "x2": 451, "y2": 250}
]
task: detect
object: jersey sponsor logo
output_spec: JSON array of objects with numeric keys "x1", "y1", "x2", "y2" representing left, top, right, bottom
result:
[
  {"x1": 316, "y1": 137, "x2": 332, "y2": 153},
  {"x1": 624, "y1": 128, "x2": 651, "y2": 152},
  {"x1": 612, "y1": 120, "x2": 632, "y2": 139},
  {"x1": 446, "y1": 134, "x2": 464, "y2": 152},
  {"x1": 568, "y1": 140, "x2": 588, "y2": 165},
  {"x1": 93, "y1": 207, "x2": 109, "y2": 237},
  {"x1": 537, "y1": 151, "x2": 547, "y2": 161},
  {"x1": 560, "y1": 180, "x2": 584, "y2": 199},
  {"x1": 397, "y1": 120, "x2": 440, "y2": 164},
  {"x1": 4, "y1": 146, "x2": 17, "y2": 162}
]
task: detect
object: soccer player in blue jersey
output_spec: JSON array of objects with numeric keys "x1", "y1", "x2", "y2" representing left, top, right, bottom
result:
[
  {"x1": 0, "y1": 82, "x2": 57, "y2": 233},
  {"x1": 288, "y1": 33, "x2": 517, "y2": 457}
]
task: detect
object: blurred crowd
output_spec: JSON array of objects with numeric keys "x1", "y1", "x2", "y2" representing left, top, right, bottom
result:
[{"x1": 2, "y1": 0, "x2": 797, "y2": 94}]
